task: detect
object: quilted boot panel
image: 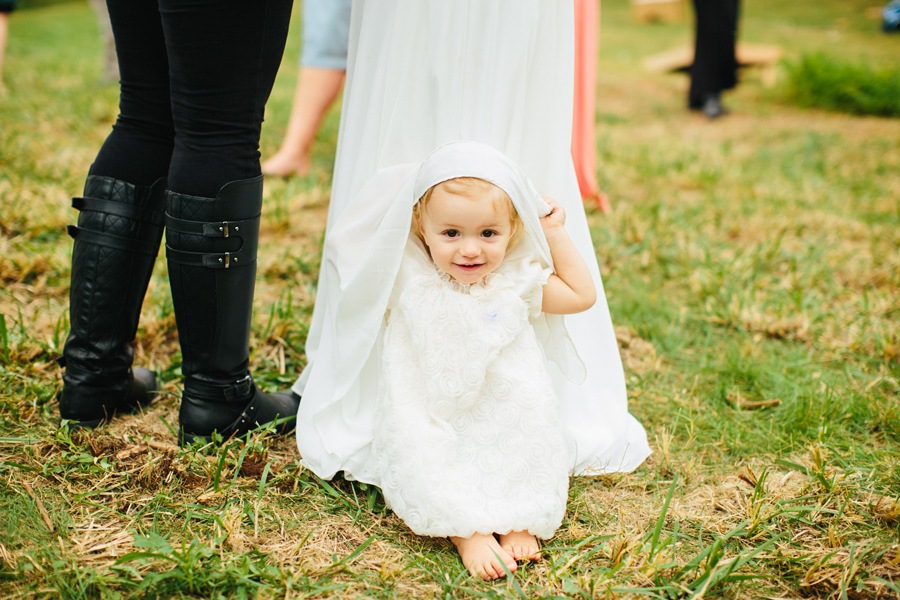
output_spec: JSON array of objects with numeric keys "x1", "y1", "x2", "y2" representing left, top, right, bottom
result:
[{"x1": 60, "y1": 176, "x2": 166, "y2": 422}]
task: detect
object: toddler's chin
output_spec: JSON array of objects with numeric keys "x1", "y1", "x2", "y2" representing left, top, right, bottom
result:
[{"x1": 452, "y1": 268, "x2": 484, "y2": 284}]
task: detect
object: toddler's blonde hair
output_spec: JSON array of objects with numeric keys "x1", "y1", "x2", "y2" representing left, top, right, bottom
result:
[{"x1": 412, "y1": 177, "x2": 523, "y2": 248}]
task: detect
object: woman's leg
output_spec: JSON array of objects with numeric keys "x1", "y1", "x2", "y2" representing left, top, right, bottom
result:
[
  {"x1": 59, "y1": 0, "x2": 172, "y2": 427},
  {"x1": 261, "y1": 67, "x2": 344, "y2": 177},
  {"x1": 157, "y1": 0, "x2": 299, "y2": 443},
  {"x1": 262, "y1": 0, "x2": 349, "y2": 177},
  {"x1": 689, "y1": 0, "x2": 740, "y2": 114}
]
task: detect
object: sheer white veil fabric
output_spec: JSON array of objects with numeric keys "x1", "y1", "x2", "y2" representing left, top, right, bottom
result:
[{"x1": 292, "y1": 0, "x2": 651, "y2": 482}]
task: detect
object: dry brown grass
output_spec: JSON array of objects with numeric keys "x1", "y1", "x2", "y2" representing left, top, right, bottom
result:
[{"x1": 2, "y1": 0, "x2": 899, "y2": 598}]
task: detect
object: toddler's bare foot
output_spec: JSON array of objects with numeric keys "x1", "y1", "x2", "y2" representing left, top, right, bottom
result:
[
  {"x1": 261, "y1": 150, "x2": 310, "y2": 178},
  {"x1": 450, "y1": 534, "x2": 517, "y2": 580},
  {"x1": 499, "y1": 531, "x2": 541, "y2": 561}
]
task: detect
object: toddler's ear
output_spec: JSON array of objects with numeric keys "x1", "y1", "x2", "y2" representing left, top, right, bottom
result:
[{"x1": 412, "y1": 208, "x2": 426, "y2": 239}]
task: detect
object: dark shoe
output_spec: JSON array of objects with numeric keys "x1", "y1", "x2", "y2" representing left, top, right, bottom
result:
[
  {"x1": 179, "y1": 378, "x2": 300, "y2": 445},
  {"x1": 59, "y1": 176, "x2": 166, "y2": 428},
  {"x1": 165, "y1": 176, "x2": 298, "y2": 445},
  {"x1": 701, "y1": 93, "x2": 727, "y2": 119},
  {"x1": 58, "y1": 364, "x2": 157, "y2": 430}
]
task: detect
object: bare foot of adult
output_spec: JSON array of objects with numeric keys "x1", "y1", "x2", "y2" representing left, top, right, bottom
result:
[
  {"x1": 499, "y1": 531, "x2": 541, "y2": 561},
  {"x1": 450, "y1": 533, "x2": 517, "y2": 580},
  {"x1": 261, "y1": 150, "x2": 310, "y2": 178}
]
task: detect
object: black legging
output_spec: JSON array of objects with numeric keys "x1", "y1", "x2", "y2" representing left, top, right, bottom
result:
[
  {"x1": 91, "y1": 0, "x2": 293, "y2": 197},
  {"x1": 689, "y1": 0, "x2": 740, "y2": 106}
]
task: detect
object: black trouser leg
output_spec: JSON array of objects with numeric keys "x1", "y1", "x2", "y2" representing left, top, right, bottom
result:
[
  {"x1": 92, "y1": 0, "x2": 174, "y2": 186},
  {"x1": 689, "y1": 0, "x2": 740, "y2": 107},
  {"x1": 157, "y1": 0, "x2": 293, "y2": 196},
  {"x1": 99, "y1": 0, "x2": 292, "y2": 195}
]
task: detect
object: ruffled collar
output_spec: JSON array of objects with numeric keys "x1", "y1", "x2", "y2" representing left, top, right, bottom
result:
[{"x1": 434, "y1": 267, "x2": 514, "y2": 298}]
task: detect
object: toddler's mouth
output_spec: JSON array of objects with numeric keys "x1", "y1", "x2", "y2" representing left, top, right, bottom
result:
[{"x1": 456, "y1": 263, "x2": 483, "y2": 271}]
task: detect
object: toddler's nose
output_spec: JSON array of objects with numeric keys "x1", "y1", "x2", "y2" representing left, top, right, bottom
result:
[{"x1": 460, "y1": 239, "x2": 480, "y2": 257}]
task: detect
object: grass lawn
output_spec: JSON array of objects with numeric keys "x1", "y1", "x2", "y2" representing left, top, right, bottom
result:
[{"x1": 1, "y1": 0, "x2": 898, "y2": 598}]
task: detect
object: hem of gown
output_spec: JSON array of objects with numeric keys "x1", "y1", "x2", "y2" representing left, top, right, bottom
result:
[
  {"x1": 406, "y1": 524, "x2": 560, "y2": 541},
  {"x1": 299, "y1": 440, "x2": 653, "y2": 486}
]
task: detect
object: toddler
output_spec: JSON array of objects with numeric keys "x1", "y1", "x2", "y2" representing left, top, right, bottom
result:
[{"x1": 372, "y1": 168, "x2": 596, "y2": 579}]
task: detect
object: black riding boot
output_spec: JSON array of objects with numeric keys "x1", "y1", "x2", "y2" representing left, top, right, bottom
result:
[
  {"x1": 165, "y1": 176, "x2": 299, "y2": 445},
  {"x1": 59, "y1": 176, "x2": 166, "y2": 429}
]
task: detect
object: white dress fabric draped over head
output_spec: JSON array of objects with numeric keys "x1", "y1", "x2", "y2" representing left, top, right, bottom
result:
[{"x1": 292, "y1": 0, "x2": 651, "y2": 488}]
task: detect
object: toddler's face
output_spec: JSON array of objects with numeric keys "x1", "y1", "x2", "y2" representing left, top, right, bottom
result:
[{"x1": 419, "y1": 186, "x2": 513, "y2": 284}]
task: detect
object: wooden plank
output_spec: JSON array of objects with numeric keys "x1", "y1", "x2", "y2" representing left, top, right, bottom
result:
[
  {"x1": 633, "y1": 0, "x2": 684, "y2": 23},
  {"x1": 642, "y1": 43, "x2": 783, "y2": 85}
]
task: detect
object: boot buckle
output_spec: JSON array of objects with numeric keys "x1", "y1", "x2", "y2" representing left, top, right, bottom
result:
[
  {"x1": 217, "y1": 221, "x2": 240, "y2": 238},
  {"x1": 219, "y1": 252, "x2": 238, "y2": 268}
]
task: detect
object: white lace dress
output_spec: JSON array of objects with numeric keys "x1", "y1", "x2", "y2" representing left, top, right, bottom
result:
[{"x1": 371, "y1": 256, "x2": 570, "y2": 539}]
